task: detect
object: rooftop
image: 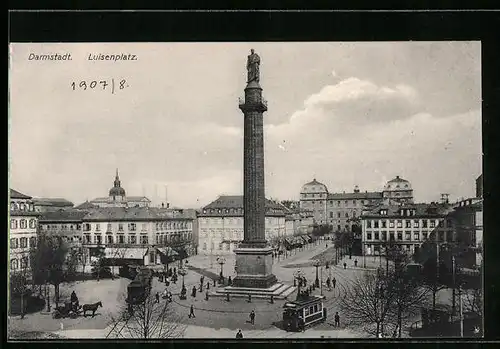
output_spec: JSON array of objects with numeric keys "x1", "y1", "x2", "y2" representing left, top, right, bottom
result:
[
  {"x1": 39, "y1": 209, "x2": 89, "y2": 222},
  {"x1": 362, "y1": 202, "x2": 454, "y2": 218},
  {"x1": 10, "y1": 189, "x2": 32, "y2": 199},
  {"x1": 33, "y1": 198, "x2": 74, "y2": 207},
  {"x1": 327, "y1": 191, "x2": 383, "y2": 200}
]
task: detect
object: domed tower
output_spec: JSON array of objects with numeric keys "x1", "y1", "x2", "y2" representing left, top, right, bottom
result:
[
  {"x1": 383, "y1": 175, "x2": 413, "y2": 204},
  {"x1": 300, "y1": 178, "x2": 328, "y2": 224},
  {"x1": 109, "y1": 168, "x2": 126, "y2": 202}
]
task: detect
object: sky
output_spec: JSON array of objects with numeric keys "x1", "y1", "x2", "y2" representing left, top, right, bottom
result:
[{"x1": 9, "y1": 42, "x2": 482, "y2": 208}]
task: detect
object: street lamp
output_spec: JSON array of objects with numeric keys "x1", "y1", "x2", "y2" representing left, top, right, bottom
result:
[
  {"x1": 293, "y1": 269, "x2": 304, "y2": 300},
  {"x1": 216, "y1": 256, "x2": 226, "y2": 279},
  {"x1": 312, "y1": 259, "x2": 321, "y2": 288},
  {"x1": 178, "y1": 267, "x2": 187, "y2": 289}
]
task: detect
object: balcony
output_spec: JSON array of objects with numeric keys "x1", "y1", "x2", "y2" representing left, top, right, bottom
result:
[{"x1": 238, "y1": 97, "x2": 268, "y2": 111}]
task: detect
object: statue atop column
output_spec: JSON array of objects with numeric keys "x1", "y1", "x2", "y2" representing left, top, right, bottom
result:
[{"x1": 246, "y1": 49, "x2": 261, "y2": 83}]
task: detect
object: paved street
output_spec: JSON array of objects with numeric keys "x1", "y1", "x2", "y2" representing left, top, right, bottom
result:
[{"x1": 9, "y1": 241, "x2": 371, "y2": 339}]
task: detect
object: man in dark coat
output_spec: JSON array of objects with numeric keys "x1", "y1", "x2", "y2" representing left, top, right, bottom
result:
[{"x1": 236, "y1": 329, "x2": 243, "y2": 338}]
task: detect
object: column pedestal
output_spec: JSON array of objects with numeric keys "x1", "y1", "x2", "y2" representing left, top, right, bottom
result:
[{"x1": 233, "y1": 246, "x2": 277, "y2": 288}]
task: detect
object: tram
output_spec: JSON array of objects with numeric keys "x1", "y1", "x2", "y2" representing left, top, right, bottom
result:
[{"x1": 282, "y1": 295, "x2": 327, "y2": 332}]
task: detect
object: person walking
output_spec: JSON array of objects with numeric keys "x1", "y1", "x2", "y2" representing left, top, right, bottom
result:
[
  {"x1": 155, "y1": 292, "x2": 160, "y2": 303},
  {"x1": 192, "y1": 285, "x2": 197, "y2": 298},
  {"x1": 326, "y1": 277, "x2": 331, "y2": 291},
  {"x1": 343, "y1": 262, "x2": 347, "y2": 269},
  {"x1": 332, "y1": 277, "x2": 336, "y2": 289},
  {"x1": 334, "y1": 312, "x2": 340, "y2": 327},
  {"x1": 228, "y1": 276, "x2": 232, "y2": 286},
  {"x1": 236, "y1": 329, "x2": 243, "y2": 338},
  {"x1": 354, "y1": 259, "x2": 358, "y2": 267},
  {"x1": 189, "y1": 304, "x2": 196, "y2": 318},
  {"x1": 207, "y1": 282, "x2": 210, "y2": 290},
  {"x1": 249, "y1": 310, "x2": 255, "y2": 325}
]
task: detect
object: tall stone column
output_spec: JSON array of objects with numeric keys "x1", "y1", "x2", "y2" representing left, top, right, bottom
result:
[{"x1": 233, "y1": 52, "x2": 277, "y2": 289}]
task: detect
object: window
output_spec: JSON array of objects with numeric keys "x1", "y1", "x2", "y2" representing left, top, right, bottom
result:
[
  {"x1": 84, "y1": 223, "x2": 91, "y2": 231},
  {"x1": 414, "y1": 220, "x2": 419, "y2": 228},
  {"x1": 95, "y1": 235, "x2": 102, "y2": 244},
  {"x1": 374, "y1": 221, "x2": 379, "y2": 228},
  {"x1": 374, "y1": 232, "x2": 380, "y2": 240},
  {"x1": 414, "y1": 232, "x2": 420, "y2": 241},
  {"x1": 96, "y1": 223, "x2": 101, "y2": 231},
  {"x1": 430, "y1": 220, "x2": 436, "y2": 228},
  {"x1": 389, "y1": 220, "x2": 394, "y2": 228},
  {"x1": 140, "y1": 235, "x2": 148, "y2": 244},
  {"x1": 130, "y1": 223, "x2": 137, "y2": 231},
  {"x1": 405, "y1": 232, "x2": 411, "y2": 241},
  {"x1": 129, "y1": 235, "x2": 137, "y2": 244},
  {"x1": 142, "y1": 223, "x2": 148, "y2": 231},
  {"x1": 29, "y1": 219, "x2": 36, "y2": 228},
  {"x1": 337, "y1": 201, "x2": 340, "y2": 207},
  {"x1": 305, "y1": 307, "x2": 310, "y2": 316},
  {"x1": 118, "y1": 223, "x2": 124, "y2": 231},
  {"x1": 438, "y1": 220, "x2": 444, "y2": 228},
  {"x1": 381, "y1": 220, "x2": 387, "y2": 228},
  {"x1": 367, "y1": 220, "x2": 372, "y2": 228},
  {"x1": 11, "y1": 259, "x2": 18, "y2": 270},
  {"x1": 203, "y1": 242, "x2": 207, "y2": 250},
  {"x1": 422, "y1": 220, "x2": 428, "y2": 228},
  {"x1": 352, "y1": 200, "x2": 356, "y2": 205},
  {"x1": 10, "y1": 238, "x2": 18, "y2": 249},
  {"x1": 20, "y1": 256, "x2": 28, "y2": 269},
  {"x1": 446, "y1": 219, "x2": 452, "y2": 228},
  {"x1": 218, "y1": 243, "x2": 223, "y2": 250},
  {"x1": 397, "y1": 232, "x2": 403, "y2": 241},
  {"x1": 314, "y1": 304, "x2": 318, "y2": 313},
  {"x1": 226, "y1": 243, "x2": 230, "y2": 251},
  {"x1": 84, "y1": 234, "x2": 91, "y2": 243},
  {"x1": 422, "y1": 232, "x2": 428, "y2": 240},
  {"x1": 390, "y1": 232, "x2": 395, "y2": 241},
  {"x1": 106, "y1": 235, "x2": 113, "y2": 244},
  {"x1": 397, "y1": 220, "x2": 402, "y2": 228},
  {"x1": 337, "y1": 212, "x2": 341, "y2": 218},
  {"x1": 20, "y1": 203, "x2": 26, "y2": 211},
  {"x1": 367, "y1": 232, "x2": 372, "y2": 240},
  {"x1": 10, "y1": 202, "x2": 16, "y2": 211},
  {"x1": 20, "y1": 219, "x2": 27, "y2": 229},
  {"x1": 405, "y1": 220, "x2": 411, "y2": 228},
  {"x1": 118, "y1": 235, "x2": 125, "y2": 244},
  {"x1": 10, "y1": 219, "x2": 17, "y2": 229},
  {"x1": 20, "y1": 237, "x2": 28, "y2": 248},
  {"x1": 381, "y1": 231, "x2": 387, "y2": 241},
  {"x1": 352, "y1": 211, "x2": 357, "y2": 218},
  {"x1": 329, "y1": 212, "x2": 333, "y2": 218},
  {"x1": 345, "y1": 213, "x2": 349, "y2": 218},
  {"x1": 29, "y1": 237, "x2": 36, "y2": 247},
  {"x1": 337, "y1": 225, "x2": 341, "y2": 231},
  {"x1": 439, "y1": 232, "x2": 445, "y2": 242}
]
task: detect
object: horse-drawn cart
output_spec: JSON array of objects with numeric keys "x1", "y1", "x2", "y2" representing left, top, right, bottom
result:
[{"x1": 52, "y1": 302, "x2": 83, "y2": 319}]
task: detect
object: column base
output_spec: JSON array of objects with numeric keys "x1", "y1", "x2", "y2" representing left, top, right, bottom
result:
[{"x1": 233, "y1": 246, "x2": 277, "y2": 289}]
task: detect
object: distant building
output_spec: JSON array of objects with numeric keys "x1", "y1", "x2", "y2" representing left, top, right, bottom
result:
[
  {"x1": 9, "y1": 189, "x2": 40, "y2": 274},
  {"x1": 285, "y1": 208, "x2": 314, "y2": 237},
  {"x1": 361, "y1": 202, "x2": 454, "y2": 256},
  {"x1": 37, "y1": 206, "x2": 195, "y2": 267},
  {"x1": 89, "y1": 169, "x2": 151, "y2": 208},
  {"x1": 300, "y1": 176, "x2": 414, "y2": 231},
  {"x1": 33, "y1": 197, "x2": 74, "y2": 212},
  {"x1": 197, "y1": 195, "x2": 288, "y2": 256}
]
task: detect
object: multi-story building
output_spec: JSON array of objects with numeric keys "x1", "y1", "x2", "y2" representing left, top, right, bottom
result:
[
  {"x1": 9, "y1": 189, "x2": 40, "y2": 275},
  {"x1": 197, "y1": 195, "x2": 288, "y2": 256},
  {"x1": 89, "y1": 169, "x2": 151, "y2": 208},
  {"x1": 300, "y1": 176, "x2": 414, "y2": 231},
  {"x1": 361, "y1": 203, "x2": 454, "y2": 256},
  {"x1": 33, "y1": 198, "x2": 74, "y2": 213},
  {"x1": 285, "y1": 208, "x2": 314, "y2": 237}
]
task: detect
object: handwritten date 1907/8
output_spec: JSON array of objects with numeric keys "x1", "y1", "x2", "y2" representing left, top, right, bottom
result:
[{"x1": 70, "y1": 79, "x2": 129, "y2": 94}]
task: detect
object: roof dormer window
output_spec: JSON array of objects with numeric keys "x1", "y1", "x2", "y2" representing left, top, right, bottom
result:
[{"x1": 380, "y1": 209, "x2": 388, "y2": 215}]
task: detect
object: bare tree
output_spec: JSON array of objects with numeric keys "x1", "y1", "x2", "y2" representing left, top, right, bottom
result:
[
  {"x1": 106, "y1": 294, "x2": 186, "y2": 339},
  {"x1": 339, "y1": 271, "x2": 396, "y2": 337}
]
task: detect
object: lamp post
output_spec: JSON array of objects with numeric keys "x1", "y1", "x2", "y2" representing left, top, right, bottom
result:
[
  {"x1": 313, "y1": 259, "x2": 321, "y2": 288},
  {"x1": 217, "y1": 256, "x2": 226, "y2": 279},
  {"x1": 293, "y1": 269, "x2": 304, "y2": 300},
  {"x1": 178, "y1": 267, "x2": 187, "y2": 289}
]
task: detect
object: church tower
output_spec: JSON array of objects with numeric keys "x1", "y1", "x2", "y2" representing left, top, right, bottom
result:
[{"x1": 109, "y1": 168, "x2": 126, "y2": 202}]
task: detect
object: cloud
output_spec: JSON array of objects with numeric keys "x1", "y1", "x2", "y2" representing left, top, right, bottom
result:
[{"x1": 264, "y1": 76, "x2": 481, "y2": 203}]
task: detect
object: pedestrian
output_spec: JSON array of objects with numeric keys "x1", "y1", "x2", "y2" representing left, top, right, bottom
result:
[
  {"x1": 354, "y1": 259, "x2": 358, "y2": 267},
  {"x1": 200, "y1": 275, "x2": 204, "y2": 285},
  {"x1": 155, "y1": 292, "x2": 160, "y2": 303},
  {"x1": 326, "y1": 243, "x2": 328, "y2": 248},
  {"x1": 249, "y1": 310, "x2": 255, "y2": 325},
  {"x1": 189, "y1": 304, "x2": 196, "y2": 318},
  {"x1": 332, "y1": 277, "x2": 336, "y2": 289},
  {"x1": 207, "y1": 282, "x2": 210, "y2": 290},
  {"x1": 326, "y1": 277, "x2": 331, "y2": 291},
  {"x1": 334, "y1": 312, "x2": 340, "y2": 327},
  {"x1": 236, "y1": 329, "x2": 243, "y2": 338},
  {"x1": 343, "y1": 262, "x2": 347, "y2": 269},
  {"x1": 228, "y1": 276, "x2": 232, "y2": 286},
  {"x1": 192, "y1": 285, "x2": 197, "y2": 298}
]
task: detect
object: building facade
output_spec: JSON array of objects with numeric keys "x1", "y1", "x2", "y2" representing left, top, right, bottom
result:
[
  {"x1": 9, "y1": 189, "x2": 40, "y2": 275},
  {"x1": 361, "y1": 203, "x2": 454, "y2": 256},
  {"x1": 285, "y1": 208, "x2": 314, "y2": 237},
  {"x1": 38, "y1": 206, "x2": 195, "y2": 267},
  {"x1": 300, "y1": 176, "x2": 414, "y2": 231},
  {"x1": 89, "y1": 169, "x2": 151, "y2": 208},
  {"x1": 197, "y1": 195, "x2": 288, "y2": 256}
]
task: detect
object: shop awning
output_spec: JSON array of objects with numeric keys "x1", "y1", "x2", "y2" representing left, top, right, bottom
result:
[
  {"x1": 156, "y1": 246, "x2": 179, "y2": 257},
  {"x1": 105, "y1": 247, "x2": 148, "y2": 260}
]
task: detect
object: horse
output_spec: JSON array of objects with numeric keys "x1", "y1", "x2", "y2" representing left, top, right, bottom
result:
[{"x1": 82, "y1": 301, "x2": 102, "y2": 318}]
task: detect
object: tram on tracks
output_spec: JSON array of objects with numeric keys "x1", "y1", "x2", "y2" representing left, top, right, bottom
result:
[{"x1": 282, "y1": 295, "x2": 327, "y2": 332}]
